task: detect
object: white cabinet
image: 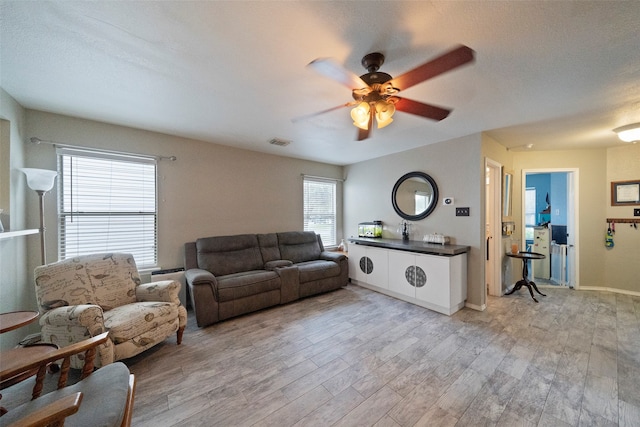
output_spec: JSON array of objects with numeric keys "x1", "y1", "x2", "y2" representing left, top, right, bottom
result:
[
  {"x1": 533, "y1": 227, "x2": 550, "y2": 279},
  {"x1": 415, "y1": 253, "x2": 467, "y2": 312},
  {"x1": 387, "y1": 251, "x2": 417, "y2": 298},
  {"x1": 349, "y1": 242, "x2": 468, "y2": 316},
  {"x1": 348, "y1": 244, "x2": 388, "y2": 289}
]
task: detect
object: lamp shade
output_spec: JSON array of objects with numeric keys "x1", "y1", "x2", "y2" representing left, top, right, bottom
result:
[
  {"x1": 375, "y1": 100, "x2": 395, "y2": 129},
  {"x1": 20, "y1": 168, "x2": 58, "y2": 192},
  {"x1": 351, "y1": 102, "x2": 371, "y2": 130},
  {"x1": 613, "y1": 123, "x2": 640, "y2": 143}
]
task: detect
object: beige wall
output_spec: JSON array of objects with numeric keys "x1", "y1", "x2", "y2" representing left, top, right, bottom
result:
[
  {"x1": 605, "y1": 144, "x2": 640, "y2": 292},
  {"x1": 511, "y1": 148, "x2": 609, "y2": 289},
  {"x1": 0, "y1": 88, "x2": 34, "y2": 350},
  {"x1": 344, "y1": 134, "x2": 485, "y2": 309},
  {"x1": 23, "y1": 110, "x2": 345, "y2": 273}
]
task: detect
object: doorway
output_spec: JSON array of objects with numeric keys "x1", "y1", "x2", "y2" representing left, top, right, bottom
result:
[
  {"x1": 485, "y1": 159, "x2": 503, "y2": 299},
  {"x1": 522, "y1": 169, "x2": 579, "y2": 288}
]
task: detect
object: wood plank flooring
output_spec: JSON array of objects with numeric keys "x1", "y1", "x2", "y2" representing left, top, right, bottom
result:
[{"x1": 126, "y1": 285, "x2": 640, "y2": 426}]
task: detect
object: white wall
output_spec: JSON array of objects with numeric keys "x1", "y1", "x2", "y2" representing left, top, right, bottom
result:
[{"x1": 344, "y1": 134, "x2": 485, "y2": 308}]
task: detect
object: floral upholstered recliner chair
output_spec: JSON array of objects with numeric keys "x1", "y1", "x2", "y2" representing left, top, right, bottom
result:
[{"x1": 34, "y1": 253, "x2": 187, "y2": 368}]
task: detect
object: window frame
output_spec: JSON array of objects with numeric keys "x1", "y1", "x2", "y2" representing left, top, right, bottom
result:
[
  {"x1": 303, "y1": 176, "x2": 337, "y2": 247},
  {"x1": 56, "y1": 147, "x2": 158, "y2": 269}
]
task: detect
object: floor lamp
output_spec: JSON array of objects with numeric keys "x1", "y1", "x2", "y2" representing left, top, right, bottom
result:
[{"x1": 20, "y1": 168, "x2": 57, "y2": 265}]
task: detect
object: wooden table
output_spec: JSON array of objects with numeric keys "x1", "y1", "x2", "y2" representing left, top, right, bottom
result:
[
  {"x1": 0, "y1": 311, "x2": 39, "y2": 334},
  {"x1": 505, "y1": 251, "x2": 547, "y2": 303}
]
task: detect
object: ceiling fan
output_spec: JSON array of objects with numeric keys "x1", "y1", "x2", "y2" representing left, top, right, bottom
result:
[{"x1": 301, "y1": 45, "x2": 475, "y2": 140}]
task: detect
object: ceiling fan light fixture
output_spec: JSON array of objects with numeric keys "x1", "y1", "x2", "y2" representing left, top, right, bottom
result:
[
  {"x1": 351, "y1": 102, "x2": 371, "y2": 130},
  {"x1": 375, "y1": 100, "x2": 395, "y2": 129},
  {"x1": 613, "y1": 123, "x2": 640, "y2": 143}
]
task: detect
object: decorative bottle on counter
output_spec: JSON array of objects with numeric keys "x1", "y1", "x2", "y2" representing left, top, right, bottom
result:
[{"x1": 337, "y1": 239, "x2": 347, "y2": 252}]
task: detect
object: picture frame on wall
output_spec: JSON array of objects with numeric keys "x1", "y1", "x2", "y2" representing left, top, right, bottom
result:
[{"x1": 611, "y1": 180, "x2": 640, "y2": 206}]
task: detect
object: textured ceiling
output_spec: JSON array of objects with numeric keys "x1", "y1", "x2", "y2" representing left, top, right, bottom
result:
[{"x1": 1, "y1": 1, "x2": 639, "y2": 165}]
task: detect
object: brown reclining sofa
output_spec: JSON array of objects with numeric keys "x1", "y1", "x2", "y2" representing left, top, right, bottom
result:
[{"x1": 184, "y1": 231, "x2": 348, "y2": 327}]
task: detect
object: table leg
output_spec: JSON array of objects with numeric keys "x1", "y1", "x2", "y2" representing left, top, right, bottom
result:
[
  {"x1": 505, "y1": 280, "x2": 524, "y2": 295},
  {"x1": 523, "y1": 283, "x2": 539, "y2": 303},
  {"x1": 530, "y1": 281, "x2": 547, "y2": 297}
]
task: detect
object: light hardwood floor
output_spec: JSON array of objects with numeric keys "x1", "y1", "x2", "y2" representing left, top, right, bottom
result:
[{"x1": 126, "y1": 284, "x2": 640, "y2": 426}]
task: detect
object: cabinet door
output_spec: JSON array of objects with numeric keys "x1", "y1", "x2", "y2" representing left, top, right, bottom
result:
[
  {"x1": 387, "y1": 251, "x2": 416, "y2": 298},
  {"x1": 414, "y1": 254, "x2": 450, "y2": 307},
  {"x1": 366, "y1": 247, "x2": 388, "y2": 289},
  {"x1": 347, "y1": 244, "x2": 368, "y2": 282}
]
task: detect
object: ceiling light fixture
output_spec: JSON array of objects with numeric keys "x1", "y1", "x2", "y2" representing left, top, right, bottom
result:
[
  {"x1": 350, "y1": 98, "x2": 396, "y2": 131},
  {"x1": 613, "y1": 123, "x2": 640, "y2": 143}
]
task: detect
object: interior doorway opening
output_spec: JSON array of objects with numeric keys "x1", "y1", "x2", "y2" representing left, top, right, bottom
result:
[{"x1": 522, "y1": 169, "x2": 579, "y2": 289}]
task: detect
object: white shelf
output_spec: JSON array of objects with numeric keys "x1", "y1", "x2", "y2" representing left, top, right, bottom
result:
[{"x1": 0, "y1": 229, "x2": 39, "y2": 240}]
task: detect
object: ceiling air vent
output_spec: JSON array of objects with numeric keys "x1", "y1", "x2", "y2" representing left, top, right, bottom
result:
[{"x1": 268, "y1": 138, "x2": 291, "y2": 147}]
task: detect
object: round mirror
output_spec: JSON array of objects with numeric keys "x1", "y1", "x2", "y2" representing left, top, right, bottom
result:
[{"x1": 392, "y1": 171, "x2": 439, "y2": 220}]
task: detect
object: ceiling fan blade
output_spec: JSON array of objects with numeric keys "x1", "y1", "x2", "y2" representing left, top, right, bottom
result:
[
  {"x1": 390, "y1": 45, "x2": 475, "y2": 91},
  {"x1": 357, "y1": 126, "x2": 371, "y2": 141},
  {"x1": 395, "y1": 98, "x2": 451, "y2": 121},
  {"x1": 356, "y1": 111, "x2": 374, "y2": 141},
  {"x1": 291, "y1": 102, "x2": 356, "y2": 123},
  {"x1": 308, "y1": 58, "x2": 369, "y2": 90}
]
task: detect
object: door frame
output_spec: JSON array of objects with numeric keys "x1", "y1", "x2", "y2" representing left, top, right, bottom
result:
[
  {"x1": 485, "y1": 158, "x2": 503, "y2": 297},
  {"x1": 521, "y1": 168, "x2": 579, "y2": 288}
]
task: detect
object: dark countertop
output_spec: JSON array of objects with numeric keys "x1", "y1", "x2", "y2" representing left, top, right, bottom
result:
[{"x1": 348, "y1": 237, "x2": 470, "y2": 256}]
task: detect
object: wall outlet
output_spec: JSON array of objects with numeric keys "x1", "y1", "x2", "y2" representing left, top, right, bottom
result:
[
  {"x1": 634, "y1": 208, "x2": 640, "y2": 216},
  {"x1": 456, "y1": 207, "x2": 470, "y2": 216}
]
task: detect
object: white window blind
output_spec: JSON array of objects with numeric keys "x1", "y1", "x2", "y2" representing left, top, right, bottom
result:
[
  {"x1": 303, "y1": 177, "x2": 336, "y2": 246},
  {"x1": 57, "y1": 147, "x2": 158, "y2": 268}
]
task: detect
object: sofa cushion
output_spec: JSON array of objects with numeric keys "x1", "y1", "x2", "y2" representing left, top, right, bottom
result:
[
  {"x1": 197, "y1": 234, "x2": 264, "y2": 276},
  {"x1": 296, "y1": 260, "x2": 341, "y2": 283},
  {"x1": 217, "y1": 270, "x2": 281, "y2": 302},
  {"x1": 257, "y1": 233, "x2": 281, "y2": 263},
  {"x1": 104, "y1": 301, "x2": 178, "y2": 343},
  {"x1": 277, "y1": 231, "x2": 322, "y2": 264}
]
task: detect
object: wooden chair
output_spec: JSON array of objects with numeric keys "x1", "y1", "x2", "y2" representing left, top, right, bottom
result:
[{"x1": 0, "y1": 332, "x2": 135, "y2": 427}]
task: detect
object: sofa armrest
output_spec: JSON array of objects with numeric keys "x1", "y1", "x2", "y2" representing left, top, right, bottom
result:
[
  {"x1": 185, "y1": 268, "x2": 220, "y2": 327},
  {"x1": 40, "y1": 305, "x2": 106, "y2": 336},
  {"x1": 186, "y1": 268, "x2": 218, "y2": 286},
  {"x1": 319, "y1": 251, "x2": 346, "y2": 262},
  {"x1": 136, "y1": 280, "x2": 181, "y2": 305}
]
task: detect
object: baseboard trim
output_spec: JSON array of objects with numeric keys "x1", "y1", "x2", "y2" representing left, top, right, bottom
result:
[
  {"x1": 465, "y1": 302, "x2": 486, "y2": 311},
  {"x1": 576, "y1": 286, "x2": 640, "y2": 297}
]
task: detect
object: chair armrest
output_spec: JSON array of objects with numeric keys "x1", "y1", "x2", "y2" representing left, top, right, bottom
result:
[
  {"x1": 5, "y1": 392, "x2": 83, "y2": 427},
  {"x1": 40, "y1": 305, "x2": 105, "y2": 335},
  {"x1": 0, "y1": 333, "x2": 109, "y2": 384},
  {"x1": 319, "y1": 251, "x2": 346, "y2": 262},
  {"x1": 136, "y1": 280, "x2": 181, "y2": 304}
]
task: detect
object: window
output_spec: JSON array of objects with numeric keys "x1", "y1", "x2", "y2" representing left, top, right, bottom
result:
[
  {"x1": 525, "y1": 187, "x2": 536, "y2": 240},
  {"x1": 303, "y1": 177, "x2": 336, "y2": 246},
  {"x1": 57, "y1": 147, "x2": 157, "y2": 268}
]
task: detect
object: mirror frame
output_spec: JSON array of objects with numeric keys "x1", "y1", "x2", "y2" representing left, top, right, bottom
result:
[{"x1": 391, "y1": 171, "x2": 439, "y2": 221}]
